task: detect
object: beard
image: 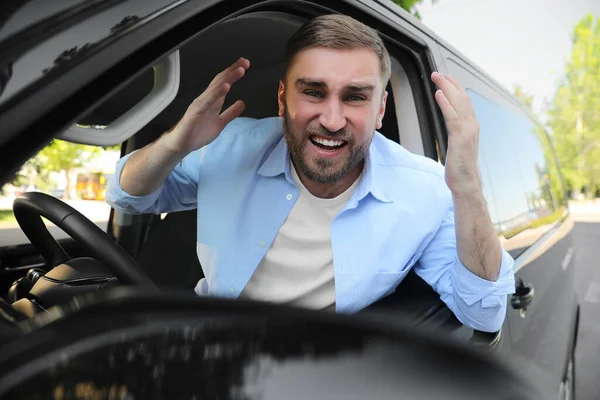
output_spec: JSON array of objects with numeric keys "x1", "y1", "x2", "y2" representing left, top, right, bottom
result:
[{"x1": 282, "y1": 105, "x2": 371, "y2": 184}]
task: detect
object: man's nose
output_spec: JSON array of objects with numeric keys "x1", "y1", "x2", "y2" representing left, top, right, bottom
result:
[{"x1": 318, "y1": 99, "x2": 347, "y2": 133}]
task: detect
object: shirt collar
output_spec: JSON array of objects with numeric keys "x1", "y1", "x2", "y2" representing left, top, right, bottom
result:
[
  {"x1": 257, "y1": 133, "x2": 294, "y2": 183},
  {"x1": 354, "y1": 138, "x2": 394, "y2": 204},
  {"x1": 258, "y1": 132, "x2": 393, "y2": 204}
]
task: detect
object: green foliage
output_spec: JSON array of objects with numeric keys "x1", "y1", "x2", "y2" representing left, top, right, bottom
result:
[
  {"x1": 530, "y1": 206, "x2": 566, "y2": 229},
  {"x1": 513, "y1": 84, "x2": 534, "y2": 112},
  {"x1": 503, "y1": 206, "x2": 567, "y2": 238},
  {"x1": 546, "y1": 14, "x2": 600, "y2": 197},
  {"x1": 513, "y1": 15, "x2": 600, "y2": 200},
  {"x1": 6, "y1": 140, "x2": 102, "y2": 198},
  {"x1": 0, "y1": 210, "x2": 15, "y2": 223},
  {"x1": 34, "y1": 139, "x2": 102, "y2": 172},
  {"x1": 391, "y1": 0, "x2": 437, "y2": 19}
]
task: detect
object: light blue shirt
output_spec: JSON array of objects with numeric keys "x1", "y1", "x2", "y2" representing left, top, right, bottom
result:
[{"x1": 106, "y1": 117, "x2": 516, "y2": 332}]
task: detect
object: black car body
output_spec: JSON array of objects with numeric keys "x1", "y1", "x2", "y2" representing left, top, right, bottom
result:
[{"x1": 0, "y1": 1, "x2": 579, "y2": 398}]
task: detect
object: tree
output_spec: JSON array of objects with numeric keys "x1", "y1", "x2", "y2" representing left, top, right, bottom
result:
[
  {"x1": 513, "y1": 84, "x2": 534, "y2": 112},
  {"x1": 392, "y1": 0, "x2": 438, "y2": 19},
  {"x1": 547, "y1": 14, "x2": 600, "y2": 198},
  {"x1": 32, "y1": 140, "x2": 102, "y2": 199}
]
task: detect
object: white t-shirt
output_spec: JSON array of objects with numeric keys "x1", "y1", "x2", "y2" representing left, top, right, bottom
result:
[{"x1": 239, "y1": 162, "x2": 361, "y2": 310}]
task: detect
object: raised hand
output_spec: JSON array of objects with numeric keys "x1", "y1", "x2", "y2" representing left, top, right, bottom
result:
[
  {"x1": 431, "y1": 72, "x2": 481, "y2": 195},
  {"x1": 162, "y1": 57, "x2": 251, "y2": 155}
]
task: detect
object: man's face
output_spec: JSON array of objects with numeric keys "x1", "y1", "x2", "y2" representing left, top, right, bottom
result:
[{"x1": 278, "y1": 47, "x2": 387, "y2": 185}]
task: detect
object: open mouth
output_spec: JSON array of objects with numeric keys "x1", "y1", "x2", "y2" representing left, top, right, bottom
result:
[{"x1": 309, "y1": 135, "x2": 347, "y2": 151}]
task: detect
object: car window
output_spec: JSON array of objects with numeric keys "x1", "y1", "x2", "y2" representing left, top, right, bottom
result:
[
  {"x1": 0, "y1": 140, "x2": 119, "y2": 247},
  {"x1": 468, "y1": 90, "x2": 566, "y2": 258}
]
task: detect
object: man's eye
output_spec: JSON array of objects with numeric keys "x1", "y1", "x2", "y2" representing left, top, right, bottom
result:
[
  {"x1": 304, "y1": 90, "x2": 323, "y2": 98},
  {"x1": 347, "y1": 95, "x2": 366, "y2": 102}
]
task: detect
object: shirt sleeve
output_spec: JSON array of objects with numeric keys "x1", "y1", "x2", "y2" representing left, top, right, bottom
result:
[
  {"x1": 412, "y1": 207, "x2": 516, "y2": 333},
  {"x1": 105, "y1": 148, "x2": 201, "y2": 215}
]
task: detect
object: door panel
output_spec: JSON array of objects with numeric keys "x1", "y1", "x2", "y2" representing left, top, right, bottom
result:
[{"x1": 508, "y1": 217, "x2": 576, "y2": 389}]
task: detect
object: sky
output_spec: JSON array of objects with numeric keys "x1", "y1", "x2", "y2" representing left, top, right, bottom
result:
[{"x1": 415, "y1": 0, "x2": 600, "y2": 115}]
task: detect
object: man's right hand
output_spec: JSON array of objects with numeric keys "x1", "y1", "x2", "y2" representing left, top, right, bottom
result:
[
  {"x1": 116, "y1": 58, "x2": 250, "y2": 197},
  {"x1": 161, "y1": 57, "x2": 250, "y2": 155}
]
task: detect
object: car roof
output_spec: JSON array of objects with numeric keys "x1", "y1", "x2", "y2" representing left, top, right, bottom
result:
[
  {"x1": 1, "y1": 0, "x2": 88, "y2": 42},
  {"x1": 0, "y1": 1, "x2": 190, "y2": 40}
]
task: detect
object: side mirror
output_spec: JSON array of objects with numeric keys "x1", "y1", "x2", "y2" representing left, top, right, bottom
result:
[{"x1": 511, "y1": 277, "x2": 535, "y2": 314}]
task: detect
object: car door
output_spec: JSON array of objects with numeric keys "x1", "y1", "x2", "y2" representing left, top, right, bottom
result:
[{"x1": 437, "y1": 47, "x2": 578, "y2": 390}]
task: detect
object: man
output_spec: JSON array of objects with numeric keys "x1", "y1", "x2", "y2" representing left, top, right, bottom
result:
[{"x1": 106, "y1": 14, "x2": 515, "y2": 332}]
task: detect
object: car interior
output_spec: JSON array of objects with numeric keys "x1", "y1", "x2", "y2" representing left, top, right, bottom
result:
[{"x1": 2, "y1": 9, "x2": 470, "y2": 338}]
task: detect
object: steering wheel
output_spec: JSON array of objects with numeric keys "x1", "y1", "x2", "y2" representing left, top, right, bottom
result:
[{"x1": 13, "y1": 192, "x2": 155, "y2": 286}]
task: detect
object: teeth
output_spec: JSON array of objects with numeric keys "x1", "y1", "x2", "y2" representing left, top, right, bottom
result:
[{"x1": 313, "y1": 137, "x2": 344, "y2": 147}]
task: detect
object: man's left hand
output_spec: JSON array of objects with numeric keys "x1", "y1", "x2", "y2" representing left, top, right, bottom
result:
[{"x1": 431, "y1": 72, "x2": 481, "y2": 195}]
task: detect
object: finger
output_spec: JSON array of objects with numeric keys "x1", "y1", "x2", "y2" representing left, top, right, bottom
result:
[
  {"x1": 204, "y1": 66, "x2": 245, "y2": 106},
  {"x1": 431, "y1": 72, "x2": 462, "y2": 108},
  {"x1": 207, "y1": 61, "x2": 249, "y2": 104},
  {"x1": 217, "y1": 57, "x2": 249, "y2": 79},
  {"x1": 238, "y1": 57, "x2": 250, "y2": 70},
  {"x1": 224, "y1": 65, "x2": 247, "y2": 87},
  {"x1": 435, "y1": 90, "x2": 461, "y2": 134},
  {"x1": 431, "y1": 72, "x2": 461, "y2": 101},
  {"x1": 445, "y1": 74, "x2": 476, "y2": 116},
  {"x1": 204, "y1": 64, "x2": 247, "y2": 111},
  {"x1": 204, "y1": 58, "x2": 249, "y2": 102},
  {"x1": 189, "y1": 82, "x2": 229, "y2": 114},
  {"x1": 211, "y1": 58, "x2": 250, "y2": 88},
  {"x1": 442, "y1": 73, "x2": 477, "y2": 118},
  {"x1": 207, "y1": 82, "x2": 232, "y2": 110},
  {"x1": 228, "y1": 57, "x2": 250, "y2": 71},
  {"x1": 219, "y1": 100, "x2": 245, "y2": 126}
]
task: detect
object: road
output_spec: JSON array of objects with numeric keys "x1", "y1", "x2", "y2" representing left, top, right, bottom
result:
[
  {"x1": 0, "y1": 198, "x2": 110, "y2": 246},
  {"x1": 569, "y1": 202, "x2": 600, "y2": 400}
]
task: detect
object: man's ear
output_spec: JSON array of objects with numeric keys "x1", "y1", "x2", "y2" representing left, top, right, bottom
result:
[
  {"x1": 278, "y1": 80, "x2": 285, "y2": 117},
  {"x1": 376, "y1": 90, "x2": 388, "y2": 130}
]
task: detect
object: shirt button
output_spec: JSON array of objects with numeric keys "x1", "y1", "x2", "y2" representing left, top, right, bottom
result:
[
  {"x1": 259, "y1": 241, "x2": 266, "y2": 248},
  {"x1": 286, "y1": 193, "x2": 293, "y2": 200},
  {"x1": 230, "y1": 288, "x2": 236, "y2": 294}
]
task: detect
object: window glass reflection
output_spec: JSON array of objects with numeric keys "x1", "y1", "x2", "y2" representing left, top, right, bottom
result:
[{"x1": 468, "y1": 90, "x2": 566, "y2": 258}]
